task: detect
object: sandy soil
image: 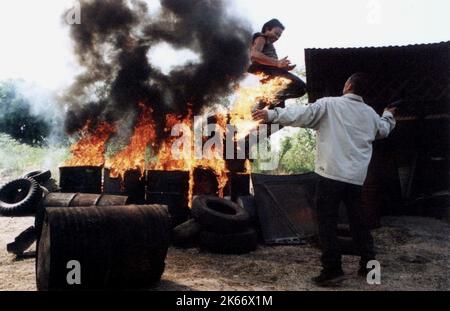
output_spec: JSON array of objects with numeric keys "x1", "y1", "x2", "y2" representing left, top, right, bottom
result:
[{"x1": 0, "y1": 215, "x2": 448, "y2": 291}]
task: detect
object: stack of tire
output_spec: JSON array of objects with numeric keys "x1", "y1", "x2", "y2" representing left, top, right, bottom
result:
[
  {"x1": 172, "y1": 196, "x2": 258, "y2": 255},
  {"x1": 0, "y1": 170, "x2": 52, "y2": 255},
  {"x1": 0, "y1": 170, "x2": 51, "y2": 217}
]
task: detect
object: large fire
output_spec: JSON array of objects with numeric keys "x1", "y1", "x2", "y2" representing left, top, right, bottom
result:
[
  {"x1": 64, "y1": 121, "x2": 116, "y2": 167},
  {"x1": 148, "y1": 110, "x2": 228, "y2": 204},
  {"x1": 105, "y1": 104, "x2": 156, "y2": 178},
  {"x1": 229, "y1": 75, "x2": 290, "y2": 140},
  {"x1": 64, "y1": 74, "x2": 290, "y2": 202}
]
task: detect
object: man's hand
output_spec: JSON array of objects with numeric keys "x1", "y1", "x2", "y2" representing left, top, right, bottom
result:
[
  {"x1": 286, "y1": 64, "x2": 297, "y2": 71},
  {"x1": 384, "y1": 107, "x2": 397, "y2": 116},
  {"x1": 277, "y1": 56, "x2": 291, "y2": 69},
  {"x1": 252, "y1": 109, "x2": 270, "y2": 123}
]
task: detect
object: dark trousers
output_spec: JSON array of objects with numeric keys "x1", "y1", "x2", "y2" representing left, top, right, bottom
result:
[
  {"x1": 248, "y1": 64, "x2": 307, "y2": 103},
  {"x1": 315, "y1": 175, "x2": 375, "y2": 270}
]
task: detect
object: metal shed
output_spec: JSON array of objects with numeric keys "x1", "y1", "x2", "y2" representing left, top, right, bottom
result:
[{"x1": 305, "y1": 42, "x2": 449, "y2": 222}]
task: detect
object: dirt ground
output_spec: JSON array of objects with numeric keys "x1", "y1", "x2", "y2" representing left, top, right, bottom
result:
[{"x1": 0, "y1": 214, "x2": 448, "y2": 291}]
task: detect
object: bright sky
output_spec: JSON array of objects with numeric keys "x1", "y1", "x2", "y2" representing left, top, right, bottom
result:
[{"x1": 0, "y1": 0, "x2": 449, "y2": 91}]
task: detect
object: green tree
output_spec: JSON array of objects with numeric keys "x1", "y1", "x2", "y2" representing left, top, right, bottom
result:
[
  {"x1": 277, "y1": 128, "x2": 316, "y2": 174},
  {"x1": 0, "y1": 81, "x2": 50, "y2": 145}
]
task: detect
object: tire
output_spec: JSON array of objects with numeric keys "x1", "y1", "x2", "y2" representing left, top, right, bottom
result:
[
  {"x1": 0, "y1": 178, "x2": 43, "y2": 216},
  {"x1": 192, "y1": 196, "x2": 250, "y2": 234},
  {"x1": 40, "y1": 186, "x2": 50, "y2": 197},
  {"x1": 199, "y1": 228, "x2": 258, "y2": 255},
  {"x1": 236, "y1": 196, "x2": 257, "y2": 223},
  {"x1": 6, "y1": 226, "x2": 36, "y2": 255},
  {"x1": 23, "y1": 170, "x2": 52, "y2": 184},
  {"x1": 172, "y1": 219, "x2": 201, "y2": 248},
  {"x1": 236, "y1": 195, "x2": 262, "y2": 240}
]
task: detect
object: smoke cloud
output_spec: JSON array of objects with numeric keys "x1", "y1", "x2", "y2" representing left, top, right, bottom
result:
[{"x1": 63, "y1": 0, "x2": 252, "y2": 142}]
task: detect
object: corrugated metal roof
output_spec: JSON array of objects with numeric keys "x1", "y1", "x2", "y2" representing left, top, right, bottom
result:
[
  {"x1": 304, "y1": 40, "x2": 450, "y2": 114},
  {"x1": 305, "y1": 41, "x2": 450, "y2": 51}
]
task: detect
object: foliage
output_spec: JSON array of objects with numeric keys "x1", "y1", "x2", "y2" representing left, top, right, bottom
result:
[
  {"x1": 277, "y1": 128, "x2": 316, "y2": 174},
  {"x1": 0, "y1": 81, "x2": 50, "y2": 145},
  {"x1": 0, "y1": 133, "x2": 68, "y2": 182},
  {"x1": 251, "y1": 75, "x2": 317, "y2": 175},
  {"x1": 251, "y1": 127, "x2": 316, "y2": 175}
]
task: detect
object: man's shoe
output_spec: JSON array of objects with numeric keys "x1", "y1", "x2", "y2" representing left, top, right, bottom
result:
[{"x1": 311, "y1": 269, "x2": 345, "y2": 287}]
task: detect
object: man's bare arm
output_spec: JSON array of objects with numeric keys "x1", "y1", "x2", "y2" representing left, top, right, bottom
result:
[{"x1": 251, "y1": 37, "x2": 290, "y2": 68}]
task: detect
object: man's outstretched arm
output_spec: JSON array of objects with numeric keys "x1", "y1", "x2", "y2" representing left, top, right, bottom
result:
[
  {"x1": 376, "y1": 107, "x2": 397, "y2": 139},
  {"x1": 252, "y1": 99, "x2": 327, "y2": 129}
]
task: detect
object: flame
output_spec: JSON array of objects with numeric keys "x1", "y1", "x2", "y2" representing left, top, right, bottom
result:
[
  {"x1": 229, "y1": 74, "x2": 290, "y2": 140},
  {"x1": 64, "y1": 121, "x2": 115, "y2": 167},
  {"x1": 105, "y1": 103, "x2": 157, "y2": 178},
  {"x1": 148, "y1": 110, "x2": 228, "y2": 205},
  {"x1": 244, "y1": 159, "x2": 252, "y2": 174},
  {"x1": 62, "y1": 73, "x2": 289, "y2": 203}
]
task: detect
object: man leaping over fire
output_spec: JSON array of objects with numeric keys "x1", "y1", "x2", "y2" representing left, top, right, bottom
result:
[
  {"x1": 249, "y1": 18, "x2": 307, "y2": 109},
  {"x1": 252, "y1": 73, "x2": 397, "y2": 287}
]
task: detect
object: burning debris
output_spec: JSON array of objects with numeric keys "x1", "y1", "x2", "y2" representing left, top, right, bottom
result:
[{"x1": 61, "y1": 0, "x2": 292, "y2": 201}]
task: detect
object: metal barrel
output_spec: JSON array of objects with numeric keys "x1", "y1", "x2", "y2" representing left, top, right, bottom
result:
[
  {"x1": 103, "y1": 168, "x2": 146, "y2": 204},
  {"x1": 59, "y1": 166, "x2": 102, "y2": 194},
  {"x1": 146, "y1": 170, "x2": 190, "y2": 227},
  {"x1": 36, "y1": 205, "x2": 170, "y2": 291},
  {"x1": 36, "y1": 193, "x2": 130, "y2": 241}
]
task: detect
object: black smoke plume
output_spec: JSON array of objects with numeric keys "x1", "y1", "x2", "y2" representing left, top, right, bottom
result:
[{"x1": 63, "y1": 0, "x2": 252, "y2": 141}]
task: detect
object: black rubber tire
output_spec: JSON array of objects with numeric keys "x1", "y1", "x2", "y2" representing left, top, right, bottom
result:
[
  {"x1": 172, "y1": 219, "x2": 201, "y2": 248},
  {"x1": 199, "y1": 228, "x2": 258, "y2": 255},
  {"x1": 236, "y1": 195, "x2": 263, "y2": 241},
  {"x1": 23, "y1": 170, "x2": 52, "y2": 184},
  {"x1": 192, "y1": 196, "x2": 250, "y2": 234},
  {"x1": 236, "y1": 196, "x2": 258, "y2": 223},
  {"x1": 0, "y1": 178, "x2": 43, "y2": 216},
  {"x1": 6, "y1": 226, "x2": 36, "y2": 255}
]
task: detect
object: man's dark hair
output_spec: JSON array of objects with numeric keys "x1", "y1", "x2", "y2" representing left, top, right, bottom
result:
[
  {"x1": 262, "y1": 19, "x2": 285, "y2": 33},
  {"x1": 348, "y1": 73, "x2": 370, "y2": 97}
]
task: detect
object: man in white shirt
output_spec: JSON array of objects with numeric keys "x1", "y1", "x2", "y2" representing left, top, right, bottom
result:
[{"x1": 252, "y1": 73, "x2": 397, "y2": 286}]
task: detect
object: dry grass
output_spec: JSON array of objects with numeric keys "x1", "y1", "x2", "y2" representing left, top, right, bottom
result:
[{"x1": 0, "y1": 215, "x2": 448, "y2": 291}]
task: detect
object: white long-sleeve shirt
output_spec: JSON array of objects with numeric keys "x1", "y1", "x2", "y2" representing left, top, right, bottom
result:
[{"x1": 267, "y1": 93, "x2": 396, "y2": 186}]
